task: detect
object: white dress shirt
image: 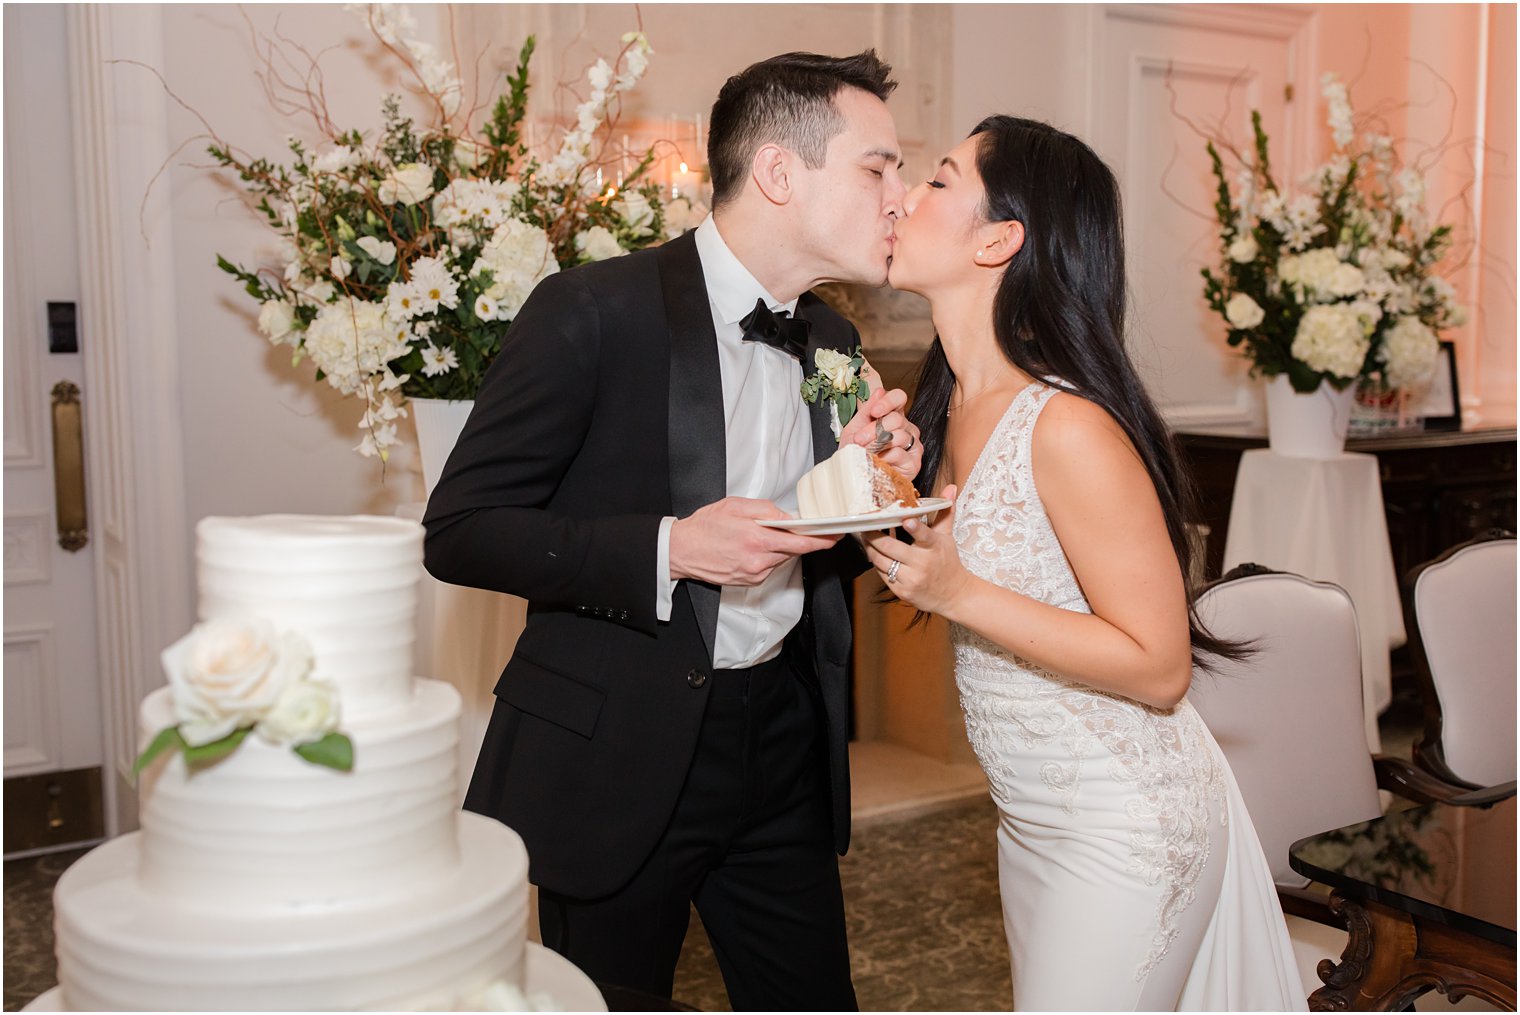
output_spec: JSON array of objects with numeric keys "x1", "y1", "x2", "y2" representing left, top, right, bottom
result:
[{"x1": 655, "y1": 215, "x2": 814, "y2": 668}]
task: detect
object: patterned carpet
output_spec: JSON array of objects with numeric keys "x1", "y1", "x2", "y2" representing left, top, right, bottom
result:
[{"x1": 4, "y1": 797, "x2": 1012, "y2": 1012}]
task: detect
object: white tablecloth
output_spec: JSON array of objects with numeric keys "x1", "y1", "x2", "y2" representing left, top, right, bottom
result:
[
  {"x1": 398, "y1": 503, "x2": 527, "y2": 805},
  {"x1": 1221, "y1": 450, "x2": 1406, "y2": 753}
]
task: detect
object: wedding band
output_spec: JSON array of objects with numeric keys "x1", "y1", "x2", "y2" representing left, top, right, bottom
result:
[
  {"x1": 886, "y1": 560, "x2": 901, "y2": 583},
  {"x1": 904, "y1": 433, "x2": 916, "y2": 453}
]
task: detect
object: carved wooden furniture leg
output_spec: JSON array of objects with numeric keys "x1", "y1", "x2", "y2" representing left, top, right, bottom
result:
[{"x1": 1310, "y1": 892, "x2": 1517, "y2": 1011}]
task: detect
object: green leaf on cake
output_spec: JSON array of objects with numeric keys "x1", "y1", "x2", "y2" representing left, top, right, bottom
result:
[
  {"x1": 133, "y1": 725, "x2": 187, "y2": 776},
  {"x1": 294, "y1": 732, "x2": 354, "y2": 772},
  {"x1": 181, "y1": 727, "x2": 251, "y2": 769}
]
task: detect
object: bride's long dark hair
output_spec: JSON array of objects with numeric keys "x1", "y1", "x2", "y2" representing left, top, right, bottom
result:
[{"x1": 906, "y1": 115, "x2": 1246, "y2": 668}]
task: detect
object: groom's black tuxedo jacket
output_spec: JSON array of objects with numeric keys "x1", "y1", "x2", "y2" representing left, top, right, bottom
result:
[{"x1": 422, "y1": 231, "x2": 867, "y2": 900}]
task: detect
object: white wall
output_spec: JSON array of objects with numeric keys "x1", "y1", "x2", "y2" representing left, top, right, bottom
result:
[{"x1": 94, "y1": 2, "x2": 1519, "y2": 553}]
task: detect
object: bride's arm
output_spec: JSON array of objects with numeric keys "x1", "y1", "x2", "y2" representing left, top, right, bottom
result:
[{"x1": 863, "y1": 394, "x2": 1194, "y2": 710}]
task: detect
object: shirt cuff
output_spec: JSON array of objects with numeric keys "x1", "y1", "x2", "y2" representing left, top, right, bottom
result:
[{"x1": 656, "y1": 515, "x2": 677, "y2": 623}]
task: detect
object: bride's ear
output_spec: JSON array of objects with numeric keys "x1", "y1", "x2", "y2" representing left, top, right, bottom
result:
[{"x1": 973, "y1": 220, "x2": 1025, "y2": 268}]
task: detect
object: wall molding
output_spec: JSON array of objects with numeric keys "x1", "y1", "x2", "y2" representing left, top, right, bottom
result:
[
  {"x1": 67, "y1": 3, "x2": 192, "y2": 835},
  {"x1": 3, "y1": 625, "x2": 61, "y2": 774}
]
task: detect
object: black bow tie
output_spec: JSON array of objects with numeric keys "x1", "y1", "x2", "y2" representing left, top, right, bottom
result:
[{"x1": 739, "y1": 298, "x2": 810, "y2": 361}]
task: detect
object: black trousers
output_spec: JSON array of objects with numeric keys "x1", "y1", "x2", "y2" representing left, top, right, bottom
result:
[{"x1": 538, "y1": 654, "x2": 857, "y2": 1011}]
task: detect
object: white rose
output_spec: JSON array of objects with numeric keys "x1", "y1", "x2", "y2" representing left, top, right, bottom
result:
[
  {"x1": 574, "y1": 225, "x2": 625, "y2": 262},
  {"x1": 255, "y1": 678, "x2": 341, "y2": 748},
  {"x1": 1224, "y1": 292, "x2": 1266, "y2": 330},
  {"x1": 613, "y1": 190, "x2": 655, "y2": 237},
  {"x1": 356, "y1": 236, "x2": 397, "y2": 266},
  {"x1": 813, "y1": 348, "x2": 856, "y2": 391},
  {"x1": 378, "y1": 162, "x2": 436, "y2": 205},
  {"x1": 1227, "y1": 234, "x2": 1259, "y2": 264},
  {"x1": 163, "y1": 619, "x2": 314, "y2": 747},
  {"x1": 257, "y1": 299, "x2": 297, "y2": 345}
]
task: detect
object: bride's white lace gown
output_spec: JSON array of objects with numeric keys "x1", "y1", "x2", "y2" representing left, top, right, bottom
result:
[{"x1": 951, "y1": 381, "x2": 1306, "y2": 1011}]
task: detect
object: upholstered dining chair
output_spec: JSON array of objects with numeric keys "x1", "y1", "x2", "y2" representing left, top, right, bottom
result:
[
  {"x1": 1402, "y1": 530, "x2": 1517, "y2": 792},
  {"x1": 1187, "y1": 566, "x2": 1411, "y2": 999}
]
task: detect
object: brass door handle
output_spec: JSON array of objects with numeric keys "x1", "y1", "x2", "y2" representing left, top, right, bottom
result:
[{"x1": 50, "y1": 381, "x2": 88, "y2": 552}]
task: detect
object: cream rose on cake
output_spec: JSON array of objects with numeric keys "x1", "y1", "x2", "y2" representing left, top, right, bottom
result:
[
  {"x1": 165, "y1": 618, "x2": 314, "y2": 747},
  {"x1": 139, "y1": 615, "x2": 354, "y2": 773}
]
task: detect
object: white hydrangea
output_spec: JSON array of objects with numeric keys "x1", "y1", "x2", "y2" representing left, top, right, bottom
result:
[
  {"x1": 1279, "y1": 248, "x2": 1363, "y2": 301},
  {"x1": 574, "y1": 225, "x2": 625, "y2": 262},
  {"x1": 302, "y1": 298, "x2": 413, "y2": 395},
  {"x1": 1224, "y1": 292, "x2": 1266, "y2": 330},
  {"x1": 1377, "y1": 315, "x2": 1440, "y2": 391},
  {"x1": 1291, "y1": 304, "x2": 1371, "y2": 379},
  {"x1": 470, "y1": 218, "x2": 560, "y2": 320}
]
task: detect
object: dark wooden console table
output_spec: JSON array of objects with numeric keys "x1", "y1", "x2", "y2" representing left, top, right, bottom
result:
[{"x1": 1178, "y1": 423, "x2": 1517, "y2": 583}]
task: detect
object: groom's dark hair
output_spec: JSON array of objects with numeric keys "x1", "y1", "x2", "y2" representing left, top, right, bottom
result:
[{"x1": 707, "y1": 51, "x2": 896, "y2": 208}]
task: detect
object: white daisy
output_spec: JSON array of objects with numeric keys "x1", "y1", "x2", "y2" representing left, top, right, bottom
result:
[{"x1": 420, "y1": 344, "x2": 459, "y2": 377}]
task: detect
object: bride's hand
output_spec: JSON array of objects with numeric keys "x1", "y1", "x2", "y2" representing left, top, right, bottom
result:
[{"x1": 862, "y1": 485, "x2": 968, "y2": 615}]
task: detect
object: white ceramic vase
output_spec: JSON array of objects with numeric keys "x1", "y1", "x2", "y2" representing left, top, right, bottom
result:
[
  {"x1": 1264, "y1": 375, "x2": 1356, "y2": 459},
  {"x1": 409, "y1": 397, "x2": 475, "y2": 497}
]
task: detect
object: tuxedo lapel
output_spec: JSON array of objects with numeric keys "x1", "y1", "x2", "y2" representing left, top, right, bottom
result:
[
  {"x1": 657, "y1": 233, "x2": 724, "y2": 662},
  {"x1": 795, "y1": 293, "x2": 842, "y2": 466}
]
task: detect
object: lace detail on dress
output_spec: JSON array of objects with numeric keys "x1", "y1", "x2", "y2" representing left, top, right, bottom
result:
[{"x1": 950, "y1": 381, "x2": 1227, "y2": 981}]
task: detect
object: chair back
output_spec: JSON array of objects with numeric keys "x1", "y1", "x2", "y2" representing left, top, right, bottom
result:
[
  {"x1": 1409, "y1": 533, "x2": 1517, "y2": 788},
  {"x1": 1188, "y1": 567, "x2": 1382, "y2": 887}
]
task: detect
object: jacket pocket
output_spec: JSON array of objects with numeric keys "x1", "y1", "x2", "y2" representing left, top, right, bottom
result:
[{"x1": 495, "y1": 654, "x2": 606, "y2": 739}]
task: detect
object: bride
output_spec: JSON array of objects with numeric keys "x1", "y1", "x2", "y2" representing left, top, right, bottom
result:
[{"x1": 865, "y1": 116, "x2": 1306, "y2": 1010}]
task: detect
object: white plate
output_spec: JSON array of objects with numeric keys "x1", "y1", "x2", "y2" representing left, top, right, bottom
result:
[{"x1": 756, "y1": 497, "x2": 951, "y2": 536}]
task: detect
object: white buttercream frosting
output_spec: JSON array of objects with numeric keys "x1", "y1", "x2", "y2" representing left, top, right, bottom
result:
[
  {"x1": 196, "y1": 515, "x2": 422, "y2": 716},
  {"x1": 797, "y1": 443, "x2": 877, "y2": 518}
]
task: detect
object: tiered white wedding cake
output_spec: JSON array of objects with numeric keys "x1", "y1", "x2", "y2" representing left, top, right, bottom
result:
[{"x1": 40, "y1": 515, "x2": 600, "y2": 1011}]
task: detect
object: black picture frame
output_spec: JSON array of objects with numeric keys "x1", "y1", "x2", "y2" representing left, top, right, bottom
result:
[{"x1": 1415, "y1": 340, "x2": 1462, "y2": 431}]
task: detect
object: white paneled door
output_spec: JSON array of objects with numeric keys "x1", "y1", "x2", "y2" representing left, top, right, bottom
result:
[
  {"x1": 3, "y1": 5, "x2": 105, "y2": 829},
  {"x1": 1092, "y1": 5, "x2": 1313, "y2": 427}
]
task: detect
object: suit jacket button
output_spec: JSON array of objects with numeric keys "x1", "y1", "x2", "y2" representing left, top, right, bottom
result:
[{"x1": 687, "y1": 669, "x2": 707, "y2": 689}]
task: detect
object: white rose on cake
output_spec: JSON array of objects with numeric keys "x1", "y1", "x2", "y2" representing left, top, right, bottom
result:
[
  {"x1": 256, "y1": 678, "x2": 341, "y2": 747},
  {"x1": 163, "y1": 619, "x2": 314, "y2": 746}
]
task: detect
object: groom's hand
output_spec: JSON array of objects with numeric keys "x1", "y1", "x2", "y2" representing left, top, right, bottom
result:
[{"x1": 670, "y1": 497, "x2": 840, "y2": 587}]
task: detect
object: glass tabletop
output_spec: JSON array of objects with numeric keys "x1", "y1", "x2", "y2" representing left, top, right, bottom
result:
[{"x1": 1289, "y1": 790, "x2": 1517, "y2": 947}]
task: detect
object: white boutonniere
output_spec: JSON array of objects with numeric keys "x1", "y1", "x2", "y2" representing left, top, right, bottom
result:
[{"x1": 801, "y1": 346, "x2": 871, "y2": 440}]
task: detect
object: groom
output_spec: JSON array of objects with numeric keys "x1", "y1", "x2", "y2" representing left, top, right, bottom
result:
[{"x1": 423, "y1": 50, "x2": 918, "y2": 1009}]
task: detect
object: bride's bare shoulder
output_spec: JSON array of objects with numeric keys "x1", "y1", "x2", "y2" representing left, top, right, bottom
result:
[{"x1": 1031, "y1": 390, "x2": 1149, "y2": 493}]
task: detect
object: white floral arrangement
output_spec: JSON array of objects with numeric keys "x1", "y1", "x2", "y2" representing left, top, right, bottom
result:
[
  {"x1": 212, "y1": 5, "x2": 707, "y2": 461},
  {"x1": 134, "y1": 618, "x2": 352, "y2": 775},
  {"x1": 1201, "y1": 73, "x2": 1466, "y2": 395},
  {"x1": 801, "y1": 347, "x2": 872, "y2": 439}
]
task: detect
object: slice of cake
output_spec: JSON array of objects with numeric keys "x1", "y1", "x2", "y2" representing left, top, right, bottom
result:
[{"x1": 797, "y1": 443, "x2": 920, "y2": 518}]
